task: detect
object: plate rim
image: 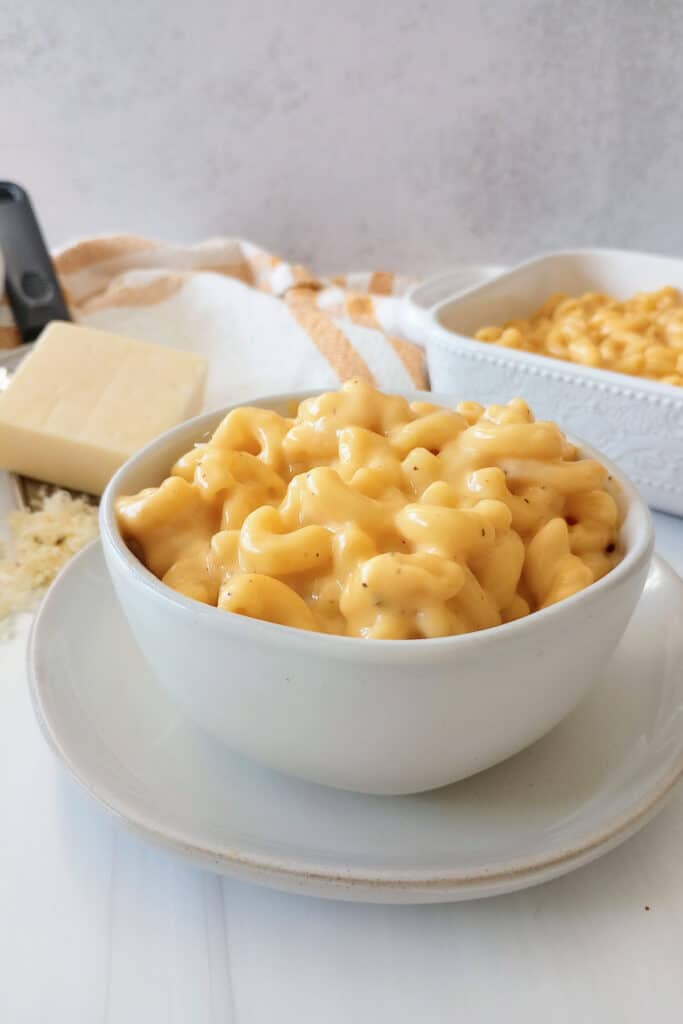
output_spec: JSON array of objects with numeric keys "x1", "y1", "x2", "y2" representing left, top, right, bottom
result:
[{"x1": 27, "y1": 542, "x2": 683, "y2": 899}]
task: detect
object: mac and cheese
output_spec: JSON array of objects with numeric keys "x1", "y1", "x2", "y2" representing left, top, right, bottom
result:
[
  {"x1": 117, "y1": 381, "x2": 623, "y2": 639},
  {"x1": 474, "y1": 286, "x2": 683, "y2": 386}
]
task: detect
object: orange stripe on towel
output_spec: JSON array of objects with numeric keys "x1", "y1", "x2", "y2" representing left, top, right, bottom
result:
[
  {"x1": 201, "y1": 261, "x2": 255, "y2": 286},
  {"x1": 0, "y1": 325, "x2": 20, "y2": 348},
  {"x1": 345, "y1": 293, "x2": 428, "y2": 389},
  {"x1": 369, "y1": 271, "x2": 395, "y2": 296},
  {"x1": 286, "y1": 288, "x2": 376, "y2": 384}
]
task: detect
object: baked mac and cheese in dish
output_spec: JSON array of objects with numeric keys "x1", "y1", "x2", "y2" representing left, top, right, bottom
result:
[
  {"x1": 116, "y1": 380, "x2": 623, "y2": 639},
  {"x1": 474, "y1": 285, "x2": 683, "y2": 385}
]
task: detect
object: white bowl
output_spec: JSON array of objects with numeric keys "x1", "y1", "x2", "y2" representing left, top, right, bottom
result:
[
  {"x1": 99, "y1": 391, "x2": 654, "y2": 796},
  {"x1": 401, "y1": 249, "x2": 683, "y2": 516}
]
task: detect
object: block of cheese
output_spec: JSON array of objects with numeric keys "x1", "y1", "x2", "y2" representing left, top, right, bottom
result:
[{"x1": 0, "y1": 321, "x2": 208, "y2": 495}]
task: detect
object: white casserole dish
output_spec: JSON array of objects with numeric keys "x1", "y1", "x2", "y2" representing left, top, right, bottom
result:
[{"x1": 401, "y1": 250, "x2": 683, "y2": 516}]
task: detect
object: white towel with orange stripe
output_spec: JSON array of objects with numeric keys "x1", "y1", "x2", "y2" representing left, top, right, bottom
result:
[{"x1": 0, "y1": 235, "x2": 427, "y2": 407}]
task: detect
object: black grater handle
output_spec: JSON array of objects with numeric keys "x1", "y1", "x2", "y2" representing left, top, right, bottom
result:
[{"x1": 0, "y1": 181, "x2": 71, "y2": 342}]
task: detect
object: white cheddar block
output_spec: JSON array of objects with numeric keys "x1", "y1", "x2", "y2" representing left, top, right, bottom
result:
[{"x1": 0, "y1": 321, "x2": 208, "y2": 495}]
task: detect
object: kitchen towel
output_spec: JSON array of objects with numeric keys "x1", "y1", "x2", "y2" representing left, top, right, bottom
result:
[{"x1": 0, "y1": 236, "x2": 427, "y2": 408}]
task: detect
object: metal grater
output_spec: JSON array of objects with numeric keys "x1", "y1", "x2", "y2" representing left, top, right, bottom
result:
[{"x1": 0, "y1": 183, "x2": 97, "y2": 511}]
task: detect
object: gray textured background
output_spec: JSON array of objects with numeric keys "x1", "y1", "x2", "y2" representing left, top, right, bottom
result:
[{"x1": 3, "y1": 0, "x2": 682, "y2": 272}]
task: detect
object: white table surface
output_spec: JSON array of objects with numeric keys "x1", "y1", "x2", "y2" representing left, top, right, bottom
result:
[{"x1": 1, "y1": 496, "x2": 682, "y2": 1023}]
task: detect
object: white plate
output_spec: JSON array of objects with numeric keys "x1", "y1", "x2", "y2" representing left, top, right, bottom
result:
[{"x1": 28, "y1": 542, "x2": 683, "y2": 904}]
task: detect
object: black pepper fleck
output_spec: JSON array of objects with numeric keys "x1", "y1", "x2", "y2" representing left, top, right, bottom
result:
[
  {"x1": 606, "y1": 542, "x2": 616, "y2": 553},
  {"x1": 362, "y1": 582, "x2": 368, "y2": 588}
]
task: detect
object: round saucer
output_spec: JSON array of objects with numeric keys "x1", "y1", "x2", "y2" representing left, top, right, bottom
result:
[{"x1": 28, "y1": 542, "x2": 683, "y2": 903}]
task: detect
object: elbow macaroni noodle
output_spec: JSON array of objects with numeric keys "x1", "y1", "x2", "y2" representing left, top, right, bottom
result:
[
  {"x1": 474, "y1": 286, "x2": 683, "y2": 386},
  {"x1": 116, "y1": 380, "x2": 623, "y2": 639}
]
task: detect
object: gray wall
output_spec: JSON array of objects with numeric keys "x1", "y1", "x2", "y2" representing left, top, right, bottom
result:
[{"x1": 4, "y1": 0, "x2": 683, "y2": 272}]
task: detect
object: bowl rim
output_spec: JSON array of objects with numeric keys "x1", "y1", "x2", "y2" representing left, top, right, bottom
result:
[{"x1": 100, "y1": 389, "x2": 654, "y2": 658}]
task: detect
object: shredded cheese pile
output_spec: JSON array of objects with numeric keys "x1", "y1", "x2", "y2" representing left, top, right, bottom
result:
[{"x1": 0, "y1": 489, "x2": 99, "y2": 624}]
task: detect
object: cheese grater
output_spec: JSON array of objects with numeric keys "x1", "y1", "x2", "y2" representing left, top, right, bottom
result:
[{"x1": 0, "y1": 182, "x2": 87, "y2": 510}]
